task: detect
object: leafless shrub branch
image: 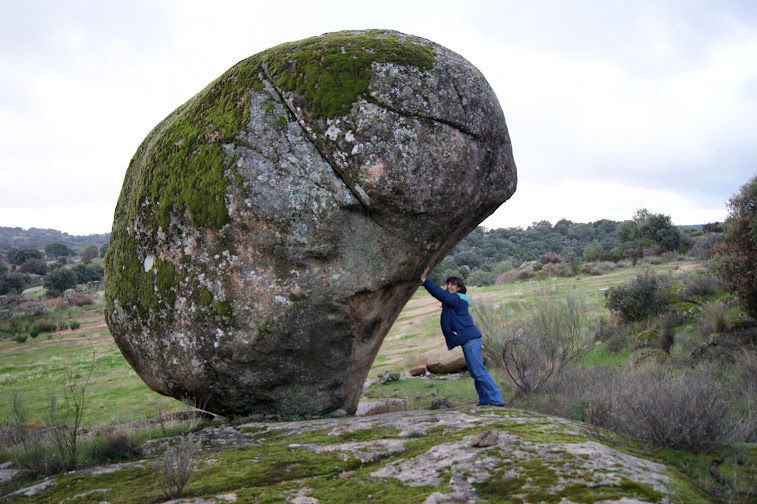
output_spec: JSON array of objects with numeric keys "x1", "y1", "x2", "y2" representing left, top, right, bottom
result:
[{"x1": 159, "y1": 434, "x2": 201, "y2": 499}]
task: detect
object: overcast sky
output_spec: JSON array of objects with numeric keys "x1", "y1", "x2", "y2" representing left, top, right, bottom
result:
[{"x1": 1, "y1": 0, "x2": 755, "y2": 236}]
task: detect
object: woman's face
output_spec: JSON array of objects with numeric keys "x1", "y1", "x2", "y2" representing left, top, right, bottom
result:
[{"x1": 446, "y1": 282, "x2": 460, "y2": 293}]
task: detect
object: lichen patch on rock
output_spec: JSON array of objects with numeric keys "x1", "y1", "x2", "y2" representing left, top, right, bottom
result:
[{"x1": 7, "y1": 408, "x2": 711, "y2": 504}]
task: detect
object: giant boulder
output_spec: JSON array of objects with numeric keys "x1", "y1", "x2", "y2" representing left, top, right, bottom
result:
[{"x1": 105, "y1": 30, "x2": 517, "y2": 417}]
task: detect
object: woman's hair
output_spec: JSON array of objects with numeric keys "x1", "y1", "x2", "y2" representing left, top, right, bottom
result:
[{"x1": 445, "y1": 276, "x2": 467, "y2": 294}]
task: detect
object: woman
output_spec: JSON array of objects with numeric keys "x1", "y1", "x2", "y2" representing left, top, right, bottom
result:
[{"x1": 420, "y1": 267, "x2": 505, "y2": 407}]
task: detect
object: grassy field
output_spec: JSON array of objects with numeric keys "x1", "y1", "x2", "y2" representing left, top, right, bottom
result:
[
  {"x1": 0, "y1": 293, "x2": 185, "y2": 428},
  {"x1": 0, "y1": 258, "x2": 703, "y2": 427},
  {"x1": 2, "y1": 258, "x2": 756, "y2": 501},
  {"x1": 370, "y1": 259, "x2": 702, "y2": 377}
]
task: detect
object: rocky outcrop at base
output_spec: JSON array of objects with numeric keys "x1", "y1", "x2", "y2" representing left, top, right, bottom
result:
[{"x1": 5, "y1": 408, "x2": 713, "y2": 503}]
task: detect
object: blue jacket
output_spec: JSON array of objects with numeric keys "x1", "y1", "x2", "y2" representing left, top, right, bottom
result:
[{"x1": 422, "y1": 279, "x2": 482, "y2": 349}]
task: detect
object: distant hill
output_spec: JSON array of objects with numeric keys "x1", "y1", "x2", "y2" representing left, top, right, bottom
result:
[{"x1": 0, "y1": 226, "x2": 110, "y2": 252}]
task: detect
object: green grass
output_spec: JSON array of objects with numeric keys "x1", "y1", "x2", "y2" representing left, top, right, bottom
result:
[
  {"x1": 0, "y1": 297, "x2": 184, "y2": 429},
  {"x1": 363, "y1": 374, "x2": 481, "y2": 410},
  {"x1": 0, "y1": 259, "x2": 705, "y2": 431},
  {"x1": 2, "y1": 258, "x2": 751, "y2": 503}
]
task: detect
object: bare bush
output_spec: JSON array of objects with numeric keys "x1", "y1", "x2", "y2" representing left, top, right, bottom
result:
[
  {"x1": 656, "y1": 311, "x2": 682, "y2": 354},
  {"x1": 543, "y1": 262, "x2": 575, "y2": 278},
  {"x1": 517, "y1": 365, "x2": 618, "y2": 421},
  {"x1": 47, "y1": 350, "x2": 95, "y2": 470},
  {"x1": 7, "y1": 391, "x2": 64, "y2": 476},
  {"x1": 606, "y1": 328, "x2": 630, "y2": 353},
  {"x1": 86, "y1": 430, "x2": 143, "y2": 464},
  {"x1": 68, "y1": 294, "x2": 94, "y2": 306},
  {"x1": 159, "y1": 435, "x2": 201, "y2": 499},
  {"x1": 679, "y1": 273, "x2": 723, "y2": 302},
  {"x1": 494, "y1": 269, "x2": 519, "y2": 284},
  {"x1": 733, "y1": 349, "x2": 757, "y2": 442},
  {"x1": 588, "y1": 364, "x2": 734, "y2": 451},
  {"x1": 43, "y1": 297, "x2": 67, "y2": 309},
  {"x1": 579, "y1": 263, "x2": 602, "y2": 276},
  {"x1": 698, "y1": 317, "x2": 716, "y2": 340},
  {"x1": 689, "y1": 232, "x2": 724, "y2": 259},
  {"x1": 700, "y1": 301, "x2": 729, "y2": 334},
  {"x1": 478, "y1": 293, "x2": 591, "y2": 395}
]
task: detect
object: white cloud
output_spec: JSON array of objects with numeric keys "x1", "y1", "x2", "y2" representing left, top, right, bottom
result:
[
  {"x1": 0, "y1": 0, "x2": 755, "y2": 235},
  {"x1": 483, "y1": 180, "x2": 729, "y2": 230}
]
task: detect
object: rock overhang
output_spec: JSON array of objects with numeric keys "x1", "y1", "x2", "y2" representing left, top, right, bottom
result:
[{"x1": 105, "y1": 29, "x2": 517, "y2": 417}]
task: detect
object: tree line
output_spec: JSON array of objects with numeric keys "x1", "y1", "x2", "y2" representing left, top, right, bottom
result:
[
  {"x1": 0, "y1": 242, "x2": 109, "y2": 295},
  {"x1": 429, "y1": 209, "x2": 721, "y2": 286},
  {"x1": 1, "y1": 208, "x2": 721, "y2": 295},
  {"x1": 0, "y1": 227, "x2": 109, "y2": 251}
]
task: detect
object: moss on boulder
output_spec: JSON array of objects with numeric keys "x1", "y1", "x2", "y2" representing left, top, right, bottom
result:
[
  {"x1": 5, "y1": 408, "x2": 714, "y2": 503},
  {"x1": 105, "y1": 30, "x2": 517, "y2": 417}
]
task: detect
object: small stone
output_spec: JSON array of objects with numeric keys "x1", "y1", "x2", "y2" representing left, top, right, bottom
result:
[
  {"x1": 471, "y1": 428, "x2": 499, "y2": 447},
  {"x1": 407, "y1": 365, "x2": 427, "y2": 377},
  {"x1": 430, "y1": 396, "x2": 453, "y2": 410},
  {"x1": 378, "y1": 370, "x2": 400, "y2": 384}
]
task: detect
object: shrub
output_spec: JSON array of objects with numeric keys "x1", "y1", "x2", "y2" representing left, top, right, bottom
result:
[
  {"x1": 582, "y1": 240, "x2": 604, "y2": 262},
  {"x1": 733, "y1": 349, "x2": 757, "y2": 443},
  {"x1": 700, "y1": 301, "x2": 729, "y2": 335},
  {"x1": 603, "y1": 270, "x2": 672, "y2": 323},
  {"x1": 712, "y1": 175, "x2": 757, "y2": 319},
  {"x1": 7, "y1": 391, "x2": 65, "y2": 476},
  {"x1": 80, "y1": 245, "x2": 99, "y2": 264},
  {"x1": 47, "y1": 351, "x2": 95, "y2": 471},
  {"x1": 159, "y1": 435, "x2": 201, "y2": 499},
  {"x1": 495, "y1": 269, "x2": 519, "y2": 284},
  {"x1": 0, "y1": 272, "x2": 26, "y2": 295},
  {"x1": 16, "y1": 300, "x2": 44, "y2": 316},
  {"x1": 43, "y1": 267, "x2": 77, "y2": 292},
  {"x1": 589, "y1": 364, "x2": 735, "y2": 451},
  {"x1": 14, "y1": 333, "x2": 28, "y2": 343},
  {"x1": 580, "y1": 263, "x2": 602, "y2": 276},
  {"x1": 2, "y1": 319, "x2": 22, "y2": 337},
  {"x1": 528, "y1": 363, "x2": 739, "y2": 452},
  {"x1": 689, "y1": 232, "x2": 723, "y2": 259},
  {"x1": 71, "y1": 263, "x2": 104, "y2": 284},
  {"x1": 478, "y1": 292, "x2": 590, "y2": 395},
  {"x1": 85, "y1": 431, "x2": 143, "y2": 464},
  {"x1": 656, "y1": 311, "x2": 681, "y2": 354},
  {"x1": 605, "y1": 324, "x2": 639, "y2": 353},
  {"x1": 34, "y1": 322, "x2": 58, "y2": 334},
  {"x1": 679, "y1": 273, "x2": 723, "y2": 302},
  {"x1": 69, "y1": 321, "x2": 81, "y2": 330},
  {"x1": 542, "y1": 262, "x2": 574, "y2": 277},
  {"x1": 69, "y1": 294, "x2": 93, "y2": 306},
  {"x1": 44, "y1": 297, "x2": 67, "y2": 309},
  {"x1": 19, "y1": 258, "x2": 47, "y2": 275},
  {"x1": 9, "y1": 248, "x2": 43, "y2": 266}
]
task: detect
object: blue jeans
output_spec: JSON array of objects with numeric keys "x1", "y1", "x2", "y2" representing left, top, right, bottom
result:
[{"x1": 461, "y1": 338, "x2": 504, "y2": 406}]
